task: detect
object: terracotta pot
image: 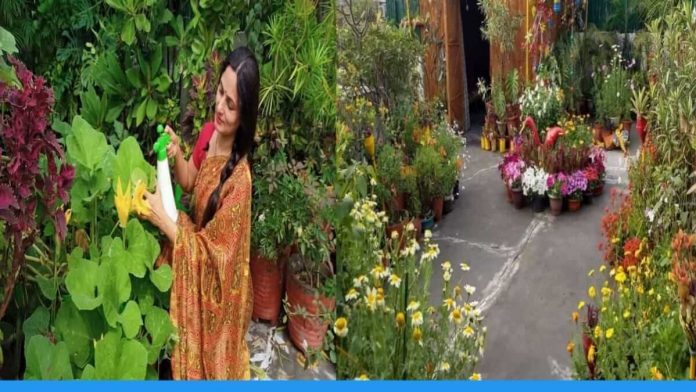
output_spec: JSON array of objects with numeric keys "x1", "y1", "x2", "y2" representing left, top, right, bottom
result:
[
  {"x1": 549, "y1": 196, "x2": 563, "y2": 216},
  {"x1": 568, "y1": 198, "x2": 582, "y2": 212},
  {"x1": 286, "y1": 272, "x2": 336, "y2": 353},
  {"x1": 636, "y1": 116, "x2": 647, "y2": 144},
  {"x1": 505, "y1": 184, "x2": 513, "y2": 203},
  {"x1": 386, "y1": 218, "x2": 420, "y2": 250},
  {"x1": 431, "y1": 197, "x2": 444, "y2": 222},
  {"x1": 622, "y1": 119, "x2": 632, "y2": 133},
  {"x1": 602, "y1": 132, "x2": 615, "y2": 150},
  {"x1": 511, "y1": 188, "x2": 524, "y2": 209},
  {"x1": 250, "y1": 253, "x2": 284, "y2": 326},
  {"x1": 593, "y1": 122, "x2": 604, "y2": 143}
]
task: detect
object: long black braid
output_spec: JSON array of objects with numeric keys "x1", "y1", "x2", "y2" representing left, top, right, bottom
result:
[{"x1": 200, "y1": 47, "x2": 259, "y2": 227}]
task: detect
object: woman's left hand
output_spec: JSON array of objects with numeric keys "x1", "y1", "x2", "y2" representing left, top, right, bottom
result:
[{"x1": 143, "y1": 185, "x2": 177, "y2": 242}]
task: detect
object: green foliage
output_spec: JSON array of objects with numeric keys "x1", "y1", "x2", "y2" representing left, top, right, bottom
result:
[
  {"x1": 375, "y1": 143, "x2": 405, "y2": 212},
  {"x1": 0, "y1": 26, "x2": 19, "y2": 87}
]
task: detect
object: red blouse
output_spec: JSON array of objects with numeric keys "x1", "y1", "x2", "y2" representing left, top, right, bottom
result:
[{"x1": 192, "y1": 122, "x2": 215, "y2": 170}]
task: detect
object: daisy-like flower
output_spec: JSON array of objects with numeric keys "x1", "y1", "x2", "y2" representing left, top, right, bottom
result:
[
  {"x1": 411, "y1": 311, "x2": 424, "y2": 327},
  {"x1": 449, "y1": 308, "x2": 463, "y2": 324},
  {"x1": 441, "y1": 261, "x2": 452, "y2": 271},
  {"x1": 334, "y1": 317, "x2": 348, "y2": 337},
  {"x1": 443, "y1": 270, "x2": 451, "y2": 282},
  {"x1": 460, "y1": 262, "x2": 471, "y2": 272},
  {"x1": 365, "y1": 287, "x2": 378, "y2": 312},
  {"x1": 464, "y1": 285, "x2": 476, "y2": 296},
  {"x1": 412, "y1": 327, "x2": 423, "y2": 345},
  {"x1": 370, "y1": 264, "x2": 385, "y2": 280},
  {"x1": 469, "y1": 373, "x2": 482, "y2": 381},
  {"x1": 406, "y1": 222, "x2": 415, "y2": 232},
  {"x1": 463, "y1": 325, "x2": 475, "y2": 337},
  {"x1": 605, "y1": 328, "x2": 614, "y2": 339},
  {"x1": 443, "y1": 297, "x2": 456, "y2": 311},
  {"x1": 396, "y1": 312, "x2": 406, "y2": 328},
  {"x1": 420, "y1": 244, "x2": 439, "y2": 263},
  {"x1": 356, "y1": 374, "x2": 369, "y2": 381},
  {"x1": 389, "y1": 273, "x2": 401, "y2": 288},
  {"x1": 345, "y1": 288, "x2": 359, "y2": 301},
  {"x1": 438, "y1": 362, "x2": 451, "y2": 372},
  {"x1": 353, "y1": 275, "x2": 368, "y2": 288},
  {"x1": 424, "y1": 230, "x2": 432, "y2": 239},
  {"x1": 407, "y1": 300, "x2": 420, "y2": 312},
  {"x1": 588, "y1": 286, "x2": 596, "y2": 299}
]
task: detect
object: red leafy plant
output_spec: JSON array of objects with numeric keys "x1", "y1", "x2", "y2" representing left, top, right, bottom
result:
[{"x1": 0, "y1": 56, "x2": 74, "y2": 319}]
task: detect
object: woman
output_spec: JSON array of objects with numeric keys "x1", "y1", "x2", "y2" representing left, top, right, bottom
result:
[{"x1": 141, "y1": 47, "x2": 259, "y2": 380}]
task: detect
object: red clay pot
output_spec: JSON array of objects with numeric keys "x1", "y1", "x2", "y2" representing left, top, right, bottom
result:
[
  {"x1": 568, "y1": 198, "x2": 582, "y2": 212},
  {"x1": 250, "y1": 253, "x2": 284, "y2": 326},
  {"x1": 392, "y1": 192, "x2": 406, "y2": 211},
  {"x1": 511, "y1": 188, "x2": 524, "y2": 209},
  {"x1": 549, "y1": 197, "x2": 563, "y2": 216},
  {"x1": 432, "y1": 197, "x2": 444, "y2": 222},
  {"x1": 286, "y1": 272, "x2": 336, "y2": 353},
  {"x1": 622, "y1": 119, "x2": 632, "y2": 133},
  {"x1": 506, "y1": 184, "x2": 513, "y2": 203}
]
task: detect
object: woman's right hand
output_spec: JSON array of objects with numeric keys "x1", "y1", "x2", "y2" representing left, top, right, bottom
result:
[{"x1": 164, "y1": 125, "x2": 181, "y2": 160}]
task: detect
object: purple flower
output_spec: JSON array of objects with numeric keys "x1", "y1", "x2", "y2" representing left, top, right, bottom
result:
[{"x1": 564, "y1": 170, "x2": 588, "y2": 196}]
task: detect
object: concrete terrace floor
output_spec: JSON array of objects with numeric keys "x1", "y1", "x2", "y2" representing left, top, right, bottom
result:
[{"x1": 429, "y1": 121, "x2": 636, "y2": 379}]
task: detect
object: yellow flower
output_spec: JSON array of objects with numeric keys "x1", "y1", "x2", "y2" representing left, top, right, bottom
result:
[
  {"x1": 599, "y1": 265, "x2": 607, "y2": 272},
  {"x1": 449, "y1": 308, "x2": 463, "y2": 324},
  {"x1": 605, "y1": 328, "x2": 614, "y2": 339},
  {"x1": 412, "y1": 311, "x2": 424, "y2": 327},
  {"x1": 463, "y1": 325, "x2": 474, "y2": 337},
  {"x1": 611, "y1": 237, "x2": 620, "y2": 244},
  {"x1": 114, "y1": 178, "x2": 131, "y2": 228},
  {"x1": 588, "y1": 286, "x2": 596, "y2": 299},
  {"x1": 587, "y1": 344, "x2": 595, "y2": 363},
  {"x1": 566, "y1": 341, "x2": 575, "y2": 354},
  {"x1": 615, "y1": 269, "x2": 627, "y2": 284},
  {"x1": 131, "y1": 180, "x2": 150, "y2": 216},
  {"x1": 412, "y1": 327, "x2": 422, "y2": 345},
  {"x1": 334, "y1": 317, "x2": 348, "y2": 337},
  {"x1": 356, "y1": 374, "x2": 369, "y2": 381},
  {"x1": 407, "y1": 300, "x2": 420, "y2": 312},
  {"x1": 594, "y1": 326, "x2": 602, "y2": 339},
  {"x1": 648, "y1": 288, "x2": 655, "y2": 296},
  {"x1": 389, "y1": 274, "x2": 402, "y2": 288},
  {"x1": 578, "y1": 301, "x2": 586, "y2": 310},
  {"x1": 572, "y1": 311, "x2": 579, "y2": 323},
  {"x1": 650, "y1": 366, "x2": 664, "y2": 380},
  {"x1": 443, "y1": 298, "x2": 456, "y2": 311},
  {"x1": 663, "y1": 304, "x2": 670, "y2": 315},
  {"x1": 345, "y1": 288, "x2": 359, "y2": 301},
  {"x1": 469, "y1": 373, "x2": 482, "y2": 381},
  {"x1": 623, "y1": 310, "x2": 631, "y2": 319},
  {"x1": 601, "y1": 287, "x2": 613, "y2": 298},
  {"x1": 365, "y1": 287, "x2": 378, "y2": 312},
  {"x1": 588, "y1": 269, "x2": 595, "y2": 277},
  {"x1": 64, "y1": 209, "x2": 72, "y2": 225},
  {"x1": 396, "y1": 312, "x2": 406, "y2": 328}
]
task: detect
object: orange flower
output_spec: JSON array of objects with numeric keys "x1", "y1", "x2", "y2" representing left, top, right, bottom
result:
[
  {"x1": 572, "y1": 311, "x2": 579, "y2": 323},
  {"x1": 566, "y1": 341, "x2": 575, "y2": 355}
]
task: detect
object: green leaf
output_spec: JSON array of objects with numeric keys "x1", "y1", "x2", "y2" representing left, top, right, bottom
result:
[
  {"x1": 94, "y1": 330, "x2": 148, "y2": 380},
  {"x1": 52, "y1": 119, "x2": 72, "y2": 137},
  {"x1": 105, "y1": 0, "x2": 128, "y2": 12},
  {"x1": 24, "y1": 336, "x2": 74, "y2": 380},
  {"x1": 135, "y1": 99, "x2": 147, "y2": 126},
  {"x1": 149, "y1": 45, "x2": 163, "y2": 75},
  {"x1": 125, "y1": 67, "x2": 143, "y2": 89},
  {"x1": 54, "y1": 299, "x2": 103, "y2": 368},
  {"x1": 132, "y1": 278, "x2": 155, "y2": 316},
  {"x1": 0, "y1": 27, "x2": 18, "y2": 54},
  {"x1": 81, "y1": 365, "x2": 96, "y2": 380},
  {"x1": 105, "y1": 236, "x2": 146, "y2": 278},
  {"x1": 98, "y1": 259, "x2": 132, "y2": 328},
  {"x1": 119, "y1": 301, "x2": 143, "y2": 339},
  {"x1": 127, "y1": 219, "x2": 160, "y2": 270},
  {"x1": 106, "y1": 103, "x2": 126, "y2": 123},
  {"x1": 145, "y1": 98, "x2": 157, "y2": 120},
  {"x1": 122, "y1": 20, "x2": 136, "y2": 46},
  {"x1": 149, "y1": 264, "x2": 172, "y2": 292},
  {"x1": 153, "y1": 75, "x2": 171, "y2": 93},
  {"x1": 36, "y1": 275, "x2": 60, "y2": 301},
  {"x1": 23, "y1": 306, "x2": 50, "y2": 352},
  {"x1": 66, "y1": 116, "x2": 109, "y2": 172},
  {"x1": 65, "y1": 248, "x2": 102, "y2": 310},
  {"x1": 0, "y1": 61, "x2": 20, "y2": 87},
  {"x1": 144, "y1": 306, "x2": 174, "y2": 349},
  {"x1": 113, "y1": 136, "x2": 156, "y2": 189},
  {"x1": 135, "y1": 14, "x2": 151, "y2": 33}
]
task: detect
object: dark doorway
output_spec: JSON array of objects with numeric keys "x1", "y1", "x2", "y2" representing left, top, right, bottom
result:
[{"x1": 461, "y1": 0, "x2": 490, "y2": 123}]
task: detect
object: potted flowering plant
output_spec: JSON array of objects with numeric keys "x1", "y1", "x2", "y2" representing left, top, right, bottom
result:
[
  {"x1": 492, "y1": 79, "x2": 507, "y2": 152},
  {"x1": 589, "y1": 147, "x2": 606, "y2": 196},
  {"x1": 565, "y1": 170, "x2": 588, "y2": 212},
  {"x1": 503, "y1": 157, "x2": 526, "y2": 209},
  {"x1": 546, "y1": 172, "x2": 566, "y2": 215},
  {"x1": 498, "y1": 152, "x2": 521, "y2": 203},
  {"x1": 519, "y1": 72, "x2": 563, "y2": 140},
  {"x1": 521, "y1": 165, "x2": 549, "y2": 212}
]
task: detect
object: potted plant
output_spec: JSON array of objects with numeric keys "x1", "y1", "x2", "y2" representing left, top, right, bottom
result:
[
  {"x1": 566, "y1": 170, "x2": 588, "y2": 212},
  {"x1": 502, "y1": 156, "x2": 526, "y2": 209},
  {"x1": 415, "y1": 145, "x2": 450, "y2": 222},
  {"x1": 589, "y1": 147, "x2": 606, "y2": 196},
  {"x1": 506, "y1": 69, "x2": 521, "y2": 135},
  {"x1": 547, "y1": 172, "x2": 566, "y2": 216},
  {"x1": 521, "y1": 165, "x2": 549, "y2": 213},
  {"x1": 631, "y1": 85, "x2": 650, "y2": 144},
  {"x1": 285, "y1": 186, "x2": 335, "y2": 355},
  {"x1": 376, "y1": 143, "x2": 407, "y2": 213},
  {"x1": 492, "y1": 79, "x2": 507, "y2": 153}
]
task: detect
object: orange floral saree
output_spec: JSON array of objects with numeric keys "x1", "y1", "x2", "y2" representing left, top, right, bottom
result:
[{"x1": 158, "y1": 156, "x2": 253, "y2": 380}]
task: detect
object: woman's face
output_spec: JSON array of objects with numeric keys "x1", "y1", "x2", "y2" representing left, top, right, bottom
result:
[{"x1": 214, "y1": 66, "x2": 241, "y2": 137}]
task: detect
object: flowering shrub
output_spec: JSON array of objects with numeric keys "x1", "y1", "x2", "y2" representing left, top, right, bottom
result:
[
  {"x1": 519, "y1": 74, "x2": 563, "y2": 136},
  {"x1": 498, "y1": 154, "x2": 525, "y2": 189},
  {"x1": 546, "y1": 173, "x2": 567, "y2": 199},
  {"x1": 564, "y1": 170, "x2": 588, "y2": 199},
  {"x1": 336, "y1": 194, "x2": 485, "y2": 380},
  {"x1": 521, "y1": 166, "x2": 549, "y2": 197}
]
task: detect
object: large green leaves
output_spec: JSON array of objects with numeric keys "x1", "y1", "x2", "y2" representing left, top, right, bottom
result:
[
  {"x1": 98, "y1": 258, "x2": 132, "y2": 328},
  {"x1": 93, "y1": 331, "x2": 148, "y2": 380},
  {"x1": 113, "y1": 137, "x2": 155, "y2": 189},
  {"x1": 65, "y1": 248, "x2": 102, "y2": 310},
  {"x1": 145, "y1": 306, "x2": 174, "y2": 350},
  {"x1": 22, "y1": 306, "x2": 50, "y2": 353},
  {"x1": 24, "y1": 336, "x2": 74, "y2": 380},
  {"x1": 66, "y1": 116, "x2": 109, "y2": 173},
  {"x1": 54, "y1": 299, "x2": 105, "y2": 368},
  {"x1": 119, "y1": 301, "x2": 143, "y2": 339}
]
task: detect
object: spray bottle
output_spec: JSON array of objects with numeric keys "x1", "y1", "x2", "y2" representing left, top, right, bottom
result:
[{"x1": 153, "y1": 124, "x2": 178, "y2": 222}]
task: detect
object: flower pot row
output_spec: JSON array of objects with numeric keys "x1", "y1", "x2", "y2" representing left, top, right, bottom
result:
[{"x1": 506, "y1": 183, "x2": 604, "y2": 215}]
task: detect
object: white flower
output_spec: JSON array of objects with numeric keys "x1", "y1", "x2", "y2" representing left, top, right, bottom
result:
[
  {"x1": 353, "y1": 275, "x2": 368, "y2": 288},
  {"x1": 645, "y1": 208, "x2": 655, "y2": 223},
  {"x1": 464, "y1": 285, "x2": 476, "y2": 296},
  {"x1": 460, "y1": 262, "x2": 471, "y2": 272},
  {"x1": 370, "y1": 177, "x2": 377, "y2": 186},
  {"x1": 391, "y1": 230, "x2": 399, "y2": 240},
  {"x1": 389, "y1": 274, "x2": 402, "y2": 288},
  {"x1": 407, "y1": 300, "x2": 420, "y2": 312},
  {"x1": 345, "y1": 288, "x2": 359, "y2": 301},
  {"x1": 441, "y1": 261, "x2": 452, "y2": 271},
  {"x1": 443, "y1": 270, "x2": 452, "y2": 282},
  {"x1": 258, "y1": 213, "x2": 265, "y2": 222},
  {"x1": 406, "y1": 222, "x2": 415, "y2": 232},
  {"x1": 411, "y1": 311, "x2": 423, "y2": 327},
  {"x1": 424, "y1": 230, "x2": 432, "y2": 239},
  {"x1": 438, "y1": 362, "x2": 451, "y2": 372}
]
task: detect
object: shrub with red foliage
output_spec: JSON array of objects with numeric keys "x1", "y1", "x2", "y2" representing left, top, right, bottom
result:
[{"x1": 0, "y1": 56, "x2": 74, "y2": 318}]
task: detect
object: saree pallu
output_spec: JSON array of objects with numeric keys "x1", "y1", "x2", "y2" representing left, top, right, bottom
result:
[{"x1": 159, "y1": 156, "x2": 253, "y2": 380}]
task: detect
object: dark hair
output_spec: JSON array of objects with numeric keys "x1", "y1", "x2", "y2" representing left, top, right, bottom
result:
[{"x1": 201, "y1": 47, "x2": 259, "y2": 227}]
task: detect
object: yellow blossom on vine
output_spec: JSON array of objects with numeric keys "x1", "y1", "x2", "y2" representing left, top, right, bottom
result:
[
  {"x1": 114, "y1": 178, "x2": 132, "y2": 228},
  {"x1": 131, "y1": 180, "x2": 150, "y2": 216}
]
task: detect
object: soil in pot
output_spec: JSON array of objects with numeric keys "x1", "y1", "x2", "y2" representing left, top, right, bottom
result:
[
  {"x1": 511, "y1": 188, "x2": 524, "y2": 209},
  {"x1": 286, "y1": 266, "x2": 336, "y2": 354},
  {"x1": 549, "y1": 197, "x2": 563, "y2": 216},
  {"x1": 250, "y1": 253, "x2": 285, "y2": 326}
]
